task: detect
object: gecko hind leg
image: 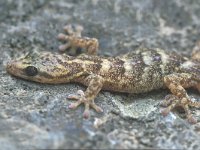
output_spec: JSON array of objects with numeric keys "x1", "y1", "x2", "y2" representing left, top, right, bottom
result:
[
  {"x1": 57, "y1": 24, "x2": 99, "y2": 55},
  {"x1": 160, "y1": 94, "x2": 178, "y2": 107},
  {"x1": 163, "y1": 73, "x2": 200, "y2": 124}
]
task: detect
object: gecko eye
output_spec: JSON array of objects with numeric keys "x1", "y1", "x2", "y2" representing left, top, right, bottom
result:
[{"x1": 24, "y1": 66, "x2": 38, "y2": 76}]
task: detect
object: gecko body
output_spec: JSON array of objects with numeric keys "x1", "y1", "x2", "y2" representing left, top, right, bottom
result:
[{"x1": 6, "y1": 25, "x2": 200, "y2": 123}]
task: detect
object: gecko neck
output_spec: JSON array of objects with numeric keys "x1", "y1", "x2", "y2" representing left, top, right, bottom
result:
[
  {"x1": 74, "y1": 54, "x2": 105, "y2": 73},
  {"x1": 68, "y1": 54, "x2": 108, "y2": 83}
]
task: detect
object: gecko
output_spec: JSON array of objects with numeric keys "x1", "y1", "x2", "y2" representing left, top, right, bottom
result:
[{"x1": 6, "y1": 24, "x2": 200, "y2": 123}]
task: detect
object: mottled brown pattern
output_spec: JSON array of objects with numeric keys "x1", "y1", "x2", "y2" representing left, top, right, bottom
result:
[
  {"x1": 107, "y1": 57, "x2": 125, "y2": 80},
  {"x1": 6, "y1": 24, "x2": 200, "y2": 122}
]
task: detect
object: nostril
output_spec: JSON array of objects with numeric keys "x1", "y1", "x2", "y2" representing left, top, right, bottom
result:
[{"x1": 6, "y1": 61, "x2": 14, "y2": 70}]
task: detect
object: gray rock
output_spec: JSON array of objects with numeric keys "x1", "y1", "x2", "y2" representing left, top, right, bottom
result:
[{"x1": 1, "y1": 0, "x2": 200, "y2": 149}]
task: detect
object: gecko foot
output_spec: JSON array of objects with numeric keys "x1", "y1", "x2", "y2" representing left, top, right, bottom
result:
[
  {"x1": 57, "y1": 24, "x2": 98, "y2": 55},
  {"x1": 60, "y1": 24, "x2": 83, "y2": 37},
  {"x1": 57, "y1": 24, "x2": 84, "y2": 53},
  {"x1": 160, "y1": 94, "x2": 177, "y2": 107},
  {"x1": 67, "y1": 90, "x2": 103, "y2": 119},
  {"x1": 161, "y1": 95, "x2": 200, "y2": 124}
]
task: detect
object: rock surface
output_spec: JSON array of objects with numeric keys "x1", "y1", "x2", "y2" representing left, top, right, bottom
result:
[{"x1": 1, "y1": 0, "x2": 200, "y2": 149}]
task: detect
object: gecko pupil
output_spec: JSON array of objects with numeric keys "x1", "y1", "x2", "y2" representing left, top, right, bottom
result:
[{"x1": 25, "y1": 66, "x2": 38, "y2": 76}]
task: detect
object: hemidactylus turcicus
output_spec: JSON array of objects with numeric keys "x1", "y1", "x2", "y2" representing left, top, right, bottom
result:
[{"x1": 6, "y1": 24, "x2": 200, "y2": 123}]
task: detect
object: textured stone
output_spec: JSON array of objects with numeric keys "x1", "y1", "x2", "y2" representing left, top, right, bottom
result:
[{"x1": 1, "y1": 0, "x2": 200, "y2": 149}]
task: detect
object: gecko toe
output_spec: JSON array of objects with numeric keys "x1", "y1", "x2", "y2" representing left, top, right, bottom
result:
[
  {"x1": 67, "y1": 94, "x2": 80, "y2": 100},
  {"x1": 67, "y1": 90, "x2": 102, "y2": 119},
  {"x1": 161, "y1": 94, "x2": 199, "y2": 123},
  {"x1": 161, "y1": 98, "x2": 179, "y2": 116},
  {"x1": 63, "y1": 24, "x2": 83, "y2": 37},
  {"x1": 187, "y1": 116, "x2": 197, "y2": 124},
  {"x1": 59, "y1": 44, "x2": 71, "y2": 52},
  {"x1": 83, "y1": 110, "x2": 90, "y2": 119},
  {"x1": 82, "y1": 102, "x2": 102, "y2": 118},
  {"x1": 182, "y1": 104, "x2": 197, "y2": 124},
  {"x1": 77, "y1": 90, "x2": 85, "y2": 96},
  {"x1": 57, "y1": 33, "x2": 66, "y2": 40},
  {"x1": 160, "y1": 94, "x2": 178, "y2": 107},
  {"x1": 67, "y1": 90, "x2": 84, "y2": 100},
  {"x1": 161, "y1": 108, "x2": 171, "y2": 116},
  {"x1": 90, "y1": 103, "x2": 103, "y2": 112},
  {"x1": 68, "y1": 101, "x2": 82, "y2": 109}
]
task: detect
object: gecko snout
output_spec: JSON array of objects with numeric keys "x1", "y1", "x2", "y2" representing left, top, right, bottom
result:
[{"x1": 6, "y1": 60, "x2": 18, "y2": 75}]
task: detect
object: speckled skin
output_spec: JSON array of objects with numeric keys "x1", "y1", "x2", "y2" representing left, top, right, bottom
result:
[{"x1": 6, "y1": 25, "x2": 200, "y2": 123}]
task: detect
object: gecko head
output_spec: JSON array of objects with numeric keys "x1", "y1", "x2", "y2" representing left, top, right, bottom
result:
[{"x1": 6, "y1": 51, "x2": 76, "y2": 83}]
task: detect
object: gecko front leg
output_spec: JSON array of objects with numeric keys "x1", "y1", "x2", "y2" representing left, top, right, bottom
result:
[
  {"x1": 162, "y1": 73, "x2": 200, "y2": 123},
  {"x1": 57, "y1": 24, "x2": 99, "y2": 55},
  {"x1": 68, "y1": 74, "x2": 104, "y2": 118}
]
